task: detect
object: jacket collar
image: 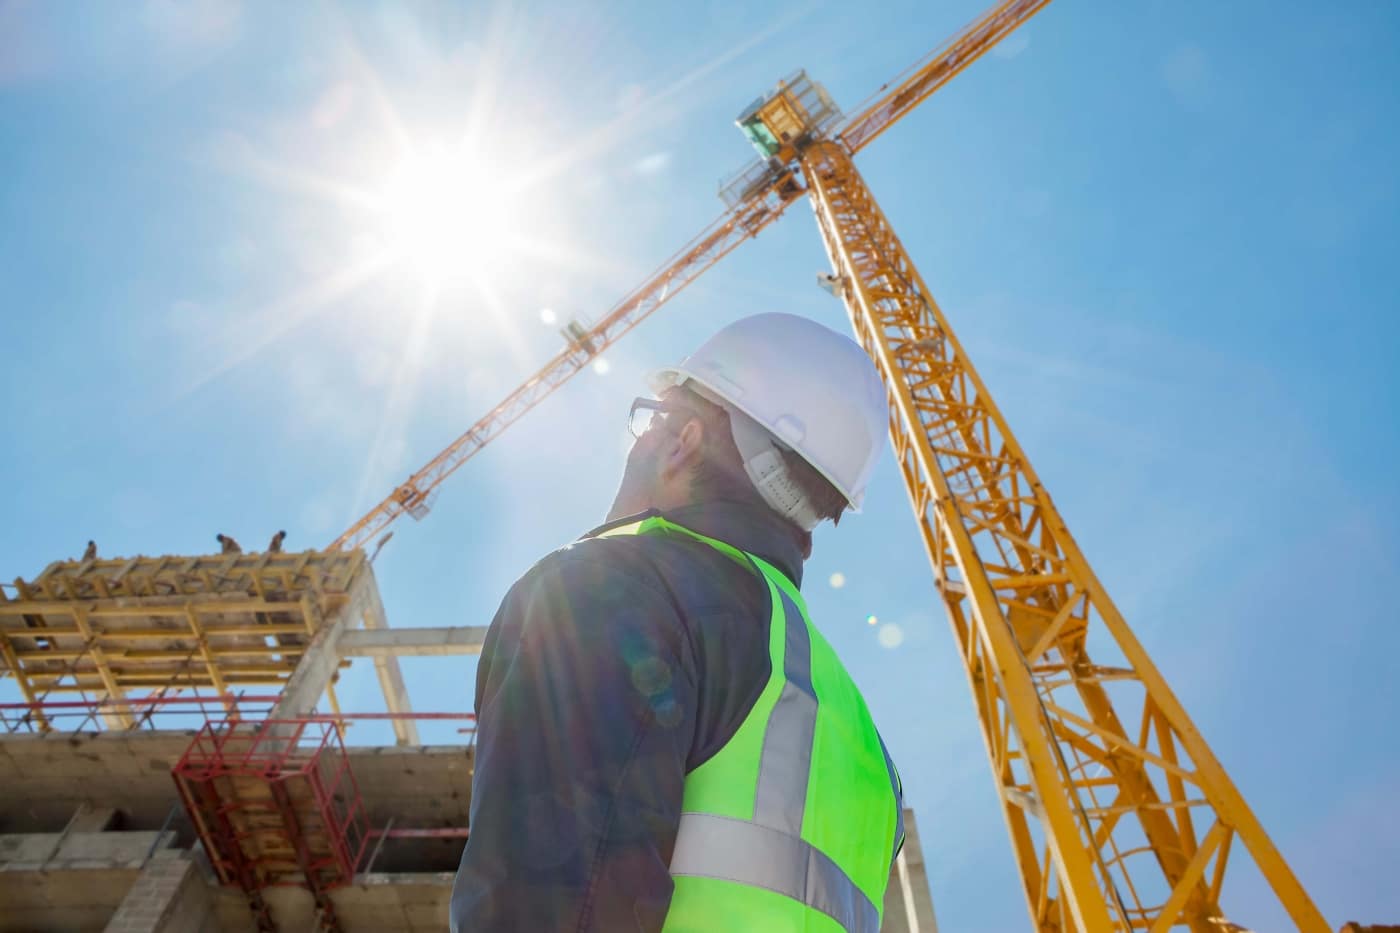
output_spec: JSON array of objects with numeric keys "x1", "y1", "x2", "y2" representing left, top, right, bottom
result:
[{"x1": 585, "y1": 500, "x2": 806, "y2": 588}]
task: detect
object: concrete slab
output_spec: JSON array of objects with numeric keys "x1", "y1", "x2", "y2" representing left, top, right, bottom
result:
[{"x1": 0, "y1": 830, "x2": 172, "y2": 869}]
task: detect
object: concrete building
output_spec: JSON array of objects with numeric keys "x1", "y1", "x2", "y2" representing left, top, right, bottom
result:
[{"x1": 0, "y1": 551, "x2": 937, "y2": 931}]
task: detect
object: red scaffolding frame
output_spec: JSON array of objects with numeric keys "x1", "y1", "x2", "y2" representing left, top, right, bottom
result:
[
  {"x1": 1, "y1": 694, "x2": 478, "y2": 932},
  {"x1": 173, "y1": 718, "x2": 372, "y2": 932}
]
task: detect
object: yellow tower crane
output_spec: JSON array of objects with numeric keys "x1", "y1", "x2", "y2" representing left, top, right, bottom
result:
[{"x1": 331, "y1": 1, "x2": 1328, "y2": 929}]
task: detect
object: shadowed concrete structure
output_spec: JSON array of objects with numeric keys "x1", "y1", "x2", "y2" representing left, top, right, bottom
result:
[
  {"x1": 0, "y1": 728, "x2": 935, "y2": 931},
  {"x1": 1, "y1": 553, "x2": 938, "y2": 931}
]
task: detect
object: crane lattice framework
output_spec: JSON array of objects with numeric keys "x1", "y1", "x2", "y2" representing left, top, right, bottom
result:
[
  {"x1": 334, "y1": 1, "x2": 1329, "y2": 929},
  {"x1": 803, "y1": 140, "x2": 1323, "y2": 931}
]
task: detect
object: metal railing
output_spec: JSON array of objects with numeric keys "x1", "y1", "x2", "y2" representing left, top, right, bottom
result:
[
  {"x1": 0, "y1": 693, "x2": 478, "y2": 744},
  {"x1": 0, "y1": 692, "x2": 281, "y2": 734}
]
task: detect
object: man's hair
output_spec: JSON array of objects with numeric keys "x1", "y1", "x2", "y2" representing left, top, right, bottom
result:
[{"x1": 671, "y1": 386, "x2": 847, "y2": 527}]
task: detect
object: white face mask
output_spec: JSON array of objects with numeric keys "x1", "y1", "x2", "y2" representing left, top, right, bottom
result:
[
  {"x1": 678, "y1": 380, "x2": 824, "y2": 531},
  {"x1": 727, "y1": 408, "x2": 823, "y2": 532}
]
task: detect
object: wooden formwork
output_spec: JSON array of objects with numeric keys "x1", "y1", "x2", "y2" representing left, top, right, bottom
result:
[{"x1": 0, "y1": 549, "x2": 366, "y2": 726}]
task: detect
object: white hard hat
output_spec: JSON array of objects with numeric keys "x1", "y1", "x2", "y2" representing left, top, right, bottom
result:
[{"x1": 649, "y1": 312, "x2": 889, "y2": 515}]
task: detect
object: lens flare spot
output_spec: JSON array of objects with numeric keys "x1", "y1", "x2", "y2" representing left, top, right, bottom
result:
[
  {"x1": 592, "y1": 358, "x2": 611, "y2": 375},
  {"x1": 865, "y1": 614, "x2": 878, "y2": 626},
  {"x1": 630, "y1": 656, "x2": 671, "y2": 696},
  {"x1": 877, "y1": 623, "x2": 905, "y2": 649},
  {"x1": 829, "y1": 572, "x2": 846, "y2": 589}
]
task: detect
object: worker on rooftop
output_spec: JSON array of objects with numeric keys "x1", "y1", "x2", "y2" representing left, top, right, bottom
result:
[{"x1": 452, "y1": 313, "x2": 903, "y2": 932}]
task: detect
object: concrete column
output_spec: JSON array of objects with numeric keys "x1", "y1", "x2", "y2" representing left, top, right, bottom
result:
[
  {"x1": 882, "y1": 809, "x2": 938, "y2": 933},
  {"x1": 272, "y1": 620, "x2": 348, "y2": 720},
  {"x1": 273, "y1": 565, "x2": 379, "y2": 719},
  {"x1": 356, "y1": 567, "x2": 420, "y2": 746},
  {"x1": 272, "y1": 564, "x2": 420, "y2": 745},
  {"x1": 102, "y1": 850, "x2": 213, "y2": 933}
]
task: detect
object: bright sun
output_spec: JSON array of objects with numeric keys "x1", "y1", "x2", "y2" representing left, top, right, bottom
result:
[{"x1": 380, "y1": 143, "x2": 514, "y2": 283}]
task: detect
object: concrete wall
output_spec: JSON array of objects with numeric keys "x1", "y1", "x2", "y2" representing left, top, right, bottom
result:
[
  {"x1": 0, "y1": 732, "x2": 473, "y2": 837},
  {"x1": 0, "y1": 732, "x2": 192, "y2": 832},
  {"x1": 103, "y1": 851, "x2": 214, "y2": 933},
  {"x1": 351, "y1": 745, "x2": 473, "y2": 872},
  {"x1": 0, "y1": 868, "x2": 136, "y2": 932},
  {"x1": 0, "y1": 826, "x2": 177, "y2": 932},
  {"x1": 351, "y1": 745, "x2": 473, "y2": 827},
  {"x1": 0, "y1": 731, "x2": 475, "y2": 929}
]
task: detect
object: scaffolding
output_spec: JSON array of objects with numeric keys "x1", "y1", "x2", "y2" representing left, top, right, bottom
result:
[
  {"x1": 0, "y1": 549, "x2": 366, "y2": 730},
  {"x1": 174, "y1": 718, "x2": 372, "y2": 932},
  {"x1": 0, "y1": 546, "x2": 458, "y2": 931}
]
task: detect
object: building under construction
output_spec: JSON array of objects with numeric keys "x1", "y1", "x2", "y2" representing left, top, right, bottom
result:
[
  {"x1": 0, "y1": 549, "x2": 938, "y2": 931},
  {"x1": 5, "y1": 0, "x2": 1380, "y2": 928}
]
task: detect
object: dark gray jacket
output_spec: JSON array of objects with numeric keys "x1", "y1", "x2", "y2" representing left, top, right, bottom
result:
[{"x1": 450, "y1": 501, "x2": 807, "y2": 932}]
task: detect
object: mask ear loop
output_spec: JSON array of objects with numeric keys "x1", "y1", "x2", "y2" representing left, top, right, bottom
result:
[
  {"x1": 741, "y1": 447, "x2": 822, "y2": 531},
  {"x1": 727, "y1": 411, "x2": 822, "y2": 532},
  {"x1": 680, "y1": 381, "x2": 825, "y2": 531}
]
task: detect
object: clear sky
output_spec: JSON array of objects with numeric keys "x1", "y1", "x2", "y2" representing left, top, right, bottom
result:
[{"x1": 2, "y1": 1, "x2": 1398, "y2": 929}]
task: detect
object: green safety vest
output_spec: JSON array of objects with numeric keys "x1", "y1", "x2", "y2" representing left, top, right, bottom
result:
[{"x1": 598, "y1": 516, "x2": 904, "y2": 933}]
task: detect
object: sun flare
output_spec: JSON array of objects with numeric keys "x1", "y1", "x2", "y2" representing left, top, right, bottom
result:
[{"x1": 379, "y1": 143, "x2": 514, "y2": 283}]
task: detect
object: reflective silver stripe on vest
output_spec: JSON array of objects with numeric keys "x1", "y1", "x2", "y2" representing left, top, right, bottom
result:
[
  {"x1": 752, "y1": 585, "x2": 817, "y2": 834},
  {"x1": 670, "y1": 813, "x2": 881, "y2": 933}
]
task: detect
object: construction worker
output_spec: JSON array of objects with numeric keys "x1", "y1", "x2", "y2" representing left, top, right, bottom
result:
[
  {"x1": 267, "y1": 530, "x2": 286, "y2": 553},
  {"x1": 452, "y1": 313, "x2": 903, "y2": 932},
  {"x1": 216, "y1": 533, "x2": 241, "y2": 554}
]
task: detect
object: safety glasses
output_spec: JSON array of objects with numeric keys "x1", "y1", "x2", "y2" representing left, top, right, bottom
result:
[
  {"x1": 627, "y1": 397, "x2": 702, "y2": 439},
  {"x1": 627, "y1": 397, "x2": 667, "y2": 438}
]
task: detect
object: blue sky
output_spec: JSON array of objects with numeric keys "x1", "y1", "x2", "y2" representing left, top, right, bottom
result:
[{"x1": 2, "y1": 0, "x2": 1398, "y2": 929}]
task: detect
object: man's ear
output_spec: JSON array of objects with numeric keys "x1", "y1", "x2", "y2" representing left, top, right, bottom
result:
[{"x1": 660, "y1": 418, "x2": 706, "y2": 479}]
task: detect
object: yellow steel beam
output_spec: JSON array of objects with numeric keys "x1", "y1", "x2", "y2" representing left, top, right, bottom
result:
[
  {"x1": 70, "y1": 605, "x2": 135, "y2": 729},
  {"x1": 838, "y1": 0, "x2": 1051, "y2": 153},
  {"x1": 2, "y1": 645, "x2": 303, "y2": 661},
  {"x1": 0, "y1": 624, "x2": 311, "y2": 642},
  {"x1": 0, "y1": 599, "x2": 311, "y2": 617},
  {"x1": 803, "y1": 140, "x2": 1114, "y2": 933},
  {"x1": 0, "y1": 630, "x2": 49, "y2": 731},
  {"x1": 26, "y1": 663, "x2": 297, "y2": 683},
  {"x1": 28, "y1": 677, "x2": 289, "y2": 693},
  {"x1": 1149, "y1": 822, "x2": 1229, "y2": 933},
  {"x1": 184, "y1": 605, "x2": 230, "y2": 703}
]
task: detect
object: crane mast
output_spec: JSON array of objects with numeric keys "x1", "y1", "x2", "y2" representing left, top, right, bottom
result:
[
  {"x1": 800, "y1": 139, "x2": 1327, "y2": 932},
  {"x1": 329, "y1": 0, "x2": 1330, "y2": 927}
]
